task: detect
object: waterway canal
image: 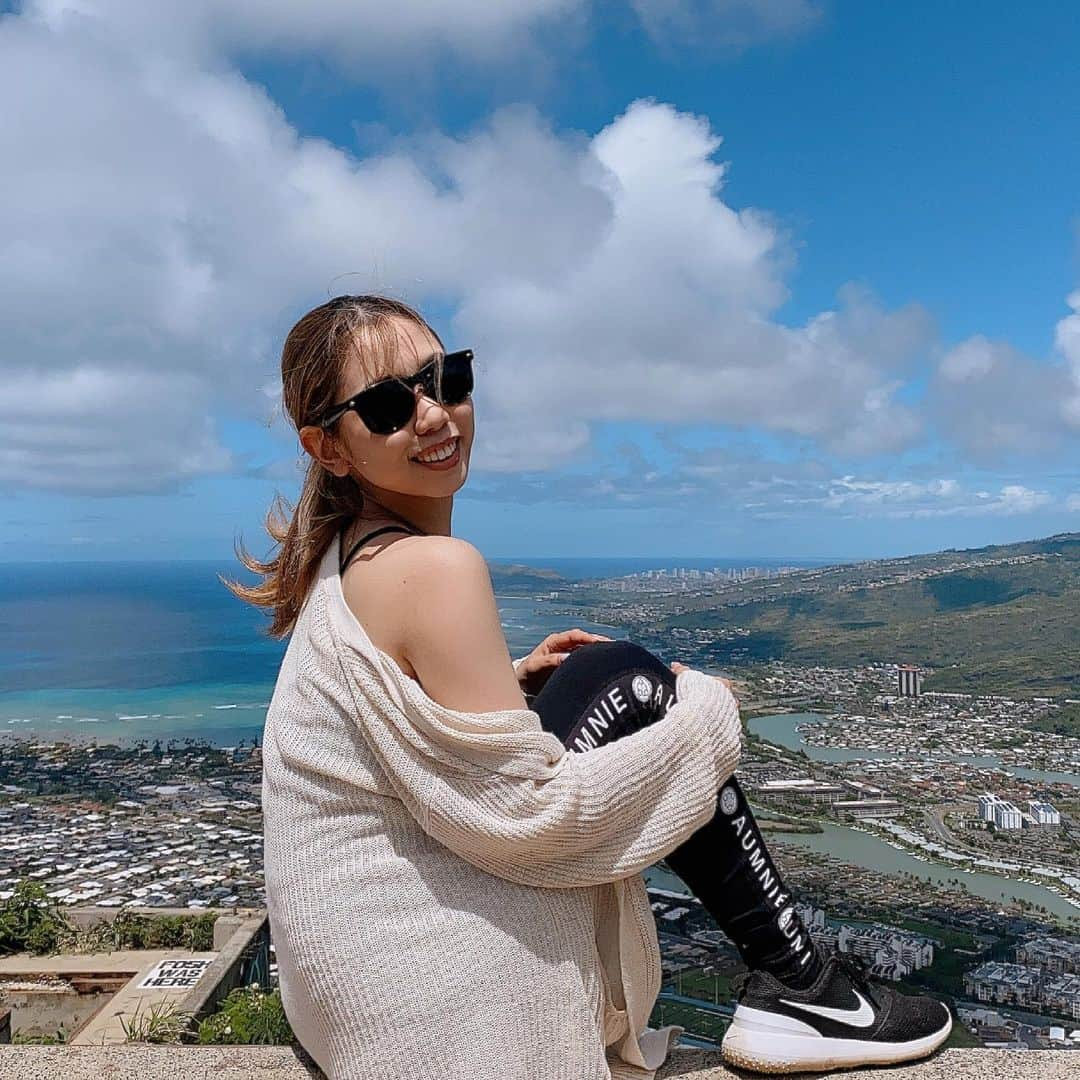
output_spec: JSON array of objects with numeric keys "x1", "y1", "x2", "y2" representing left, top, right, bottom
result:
[
  {"x1": 670, "y1": 713, "x2": 1080, "y2": 921},
  {"x1": 748, "y1": 712, "x2": 1080, "y2": 787}
]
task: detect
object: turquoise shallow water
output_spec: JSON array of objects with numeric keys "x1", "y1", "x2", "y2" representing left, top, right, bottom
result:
[
  {"x1": 4, "y1": 549, "x2": 827, "y2": 744},
  {"x1": 0, "y1": 560, "x2": 626, "y2": 745}
]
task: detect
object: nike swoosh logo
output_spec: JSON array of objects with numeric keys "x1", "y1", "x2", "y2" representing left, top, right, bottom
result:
[{"x1": 778, "y1": 990, "x2": 876, "y2": 1028}]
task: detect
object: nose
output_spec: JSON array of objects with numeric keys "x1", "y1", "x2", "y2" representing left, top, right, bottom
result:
[{"x1": 413, "y1": 384, "x2": 451, "y2": 433}]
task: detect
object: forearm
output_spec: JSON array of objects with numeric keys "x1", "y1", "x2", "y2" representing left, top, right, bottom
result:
[{"x1": 424, "y1": 668, "x2": 742, "y2": 888}]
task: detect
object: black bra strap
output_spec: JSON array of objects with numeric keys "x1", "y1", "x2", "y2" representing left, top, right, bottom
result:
[{"x1": 339, "y1": 525, "x2": 421, "y2": 575}]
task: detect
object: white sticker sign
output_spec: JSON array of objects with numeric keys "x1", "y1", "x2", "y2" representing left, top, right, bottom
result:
[{"x1": 137, "y1": 958, "x2": 214, "y2": 989}]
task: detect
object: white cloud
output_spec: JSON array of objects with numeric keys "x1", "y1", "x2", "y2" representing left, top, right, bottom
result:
[
  {"x1": 454, "y1": 103, "x2": 931, "y2": 468},
  {"x1": 630, "y1": 0, "x2": 822, "y2": 49},
  {"x1": 933, "y1": 331, "x2": 1079, "y2": 458},
  {"x1": 477, "y1": 443, "x2": 1067, "y2": 523},
  {"x1": 28, "y1": 0, "x2": 583, "y2": 65},
  {"x1": 0, "y1": 368, "x2": 232, "y2": 495},
  {"x1": 30, "y1": 0, "x2": 822, "y2": 68},
  {"x1": 1, "y1": 0, "x2": 933, "y2": 495},
  {"x1": 1056, "y1": 290, "x2": 1080, "y2": 426},
  {"x1": 823, "y1": 476, "x2": 1052, "y2": 519}
]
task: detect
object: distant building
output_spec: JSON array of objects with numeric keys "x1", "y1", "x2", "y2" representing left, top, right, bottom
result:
[
  {"x1": 1016, "y1": 937, "x2": 1080, "y2": 975},
  {"x1": 957, "y1": 1006, "x2": 1014, "y2": 1042},
  {"x1": 832, "y1": 798, "x2": 903, "y2": 820},
  {"x1": 1029, "y1": 800, "x2": 1061, "y2": 826},
  {"x1": 1044, "y1": 975, "x2": 1080, "y2": 1021},
  {"x1": 897, "y1": 664, "x2": 922, "y2": 697},
  {"x1": 842, "y1": 779, "x2": 885, "y2": 798},
  {"x1": 965, "y1": 961, "x2": 1042, "y2": 1008},
  {"x1": 794, "y1": 901, "x2": 827, "y2": 931},
  {"x1": 979, "y1": 792, "x2": 1024, "y2": 829},
  {"x1": 756, "y1": 779, "x2": 846, "y2": 805},
  {"x1": 994, "y1": 801, "x2": 1023, "y2": 830},
  {"x1": 967, "y1": 950, "x2": 1080, "y2": 1021},
  {"x1": 835, "y1": 925, "x2": 934, "y2": 978}
]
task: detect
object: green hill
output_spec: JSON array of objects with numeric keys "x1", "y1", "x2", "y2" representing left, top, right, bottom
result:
[{"x1": 657, "y1": 532, "x2": 1080, "y2": 696}]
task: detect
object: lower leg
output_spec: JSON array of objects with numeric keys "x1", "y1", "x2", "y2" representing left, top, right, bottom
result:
[
  {"x1": 531, "y1": 641, "x2": 823, "y2": 987},
  {"x1": 664, "y1": 775, "x2": 821, "y2": 986}
]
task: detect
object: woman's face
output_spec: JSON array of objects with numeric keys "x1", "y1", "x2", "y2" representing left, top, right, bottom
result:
[{"x1": 323, "y1": 315, "x2": 474, "y2": 499}]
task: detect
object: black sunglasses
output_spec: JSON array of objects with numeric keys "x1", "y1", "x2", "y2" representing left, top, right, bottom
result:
[{"x1": 318, "y1": 349, "x2": 474, "y2": 435}]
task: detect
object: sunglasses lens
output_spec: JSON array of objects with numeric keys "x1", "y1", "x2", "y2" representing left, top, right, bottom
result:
[
  {"x1": 359, "y1": 381, "x2": 416, "y2": 435},
  {"x1": 354, "y1": 352, "x2": 474, "y2": 435},
  {"x1": 440, "y1": 351, "x2": 474, "y2": 404}
]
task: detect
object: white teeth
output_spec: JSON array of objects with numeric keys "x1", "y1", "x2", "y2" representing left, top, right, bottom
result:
[{"x1": 416, "y1": 439, "x2": 457, "y2": 463}]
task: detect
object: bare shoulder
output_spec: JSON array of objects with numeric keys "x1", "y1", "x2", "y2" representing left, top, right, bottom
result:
[
  {"x1": 384, "y1": 536, "x2": 522, "y2": 712},
  {"x1": 340, "y1": 534, "x2": 493, "y2": 682},
  {"x1": 380, "y1": 535, "x2": 495, "y2": 616},
  {"x1": 341, "y1": 533, "x2": 487, "y2": 599},
  {"x1": 387, "y1": 534, "x2": 489, "y2": 581}
]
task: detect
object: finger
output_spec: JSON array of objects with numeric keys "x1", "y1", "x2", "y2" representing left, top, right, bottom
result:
[
  {"x1": 555, "y1": 629, "x2": 613, "y2": 647},
  {"x1": 529, "y1": 651, "x2": 568, "y2": 669},
  {"x1": 542, "y1": 631, "x2": 582, "y2": 651}
]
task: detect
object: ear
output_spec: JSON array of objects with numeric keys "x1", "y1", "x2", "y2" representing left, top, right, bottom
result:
[{"x1": 299, "y1": 424, "x2": 352, "y2": 478}]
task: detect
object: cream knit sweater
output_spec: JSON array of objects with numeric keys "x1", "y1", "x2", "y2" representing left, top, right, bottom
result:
[{"x1": 262, "y1": 535, "x2": 743, "y2": 1079}]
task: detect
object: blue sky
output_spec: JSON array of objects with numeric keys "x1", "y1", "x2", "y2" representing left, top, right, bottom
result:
[{"x1": 2, "y1": 0, "x2": 1080, "y2": 562}]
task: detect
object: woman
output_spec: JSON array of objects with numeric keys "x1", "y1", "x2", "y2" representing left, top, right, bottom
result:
[{"x1": 229, "y1": 295, "x2": 953, "y2": 1079}]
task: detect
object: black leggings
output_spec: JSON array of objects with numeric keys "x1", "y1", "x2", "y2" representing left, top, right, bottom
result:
[{"x1": 531, "y1": 639, "x2": 818, "y2": 981}]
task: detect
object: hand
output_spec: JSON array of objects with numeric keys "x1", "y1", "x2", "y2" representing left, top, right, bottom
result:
[
  {"x1": 669, "y1": 661, "x2": 735, "y2": 694},
  {"x1": 515, "y1": 628, "x2": 614, "y2": 697}
]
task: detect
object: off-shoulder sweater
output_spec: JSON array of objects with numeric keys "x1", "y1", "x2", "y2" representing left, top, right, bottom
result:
[{"x1": 261, "y1": 533, "x2": 743, "y2": 1079}]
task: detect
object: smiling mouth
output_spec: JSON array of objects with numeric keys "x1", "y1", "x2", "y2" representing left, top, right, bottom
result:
[{"x1": 412, "y1": 437, "x2": 460, "y2": 463}]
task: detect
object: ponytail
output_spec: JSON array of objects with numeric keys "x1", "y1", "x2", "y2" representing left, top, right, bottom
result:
[
  {"x1": 222, "y1": 293, "x2": 438, "y2": 638},
  {"x1": 222, "y1": 460, "x2": 364, "y2": 638}
]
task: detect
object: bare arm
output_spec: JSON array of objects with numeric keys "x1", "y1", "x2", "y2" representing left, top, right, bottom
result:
[
  {"x1": 396, "y1": 536, "x2": 528, "y2": 713},
  {"x1": 359, "y1": 536, "x2": 741, "y2": 888}
]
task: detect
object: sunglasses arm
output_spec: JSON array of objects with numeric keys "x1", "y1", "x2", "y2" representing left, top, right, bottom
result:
[{"x1": 318, "y1": 401, "x2": 353, "y2": 429}]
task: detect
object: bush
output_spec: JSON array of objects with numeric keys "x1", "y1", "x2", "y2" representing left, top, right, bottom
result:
[
  {"x1": 107, "y1": 910, "x2": 216, "y2": 951},
  {"x1": 197, "y1": 985, "x2": 295, "y2": 1045},
  {"x1": 0, "y1": 881, "x2": 74, "y2": 956}
]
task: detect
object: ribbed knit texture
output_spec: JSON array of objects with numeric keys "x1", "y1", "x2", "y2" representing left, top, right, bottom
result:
[{"x1": 261, "y1": 534, "x2": 743, "y2": 1080}]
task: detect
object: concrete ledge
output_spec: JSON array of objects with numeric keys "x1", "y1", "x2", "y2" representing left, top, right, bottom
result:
[
  {"x1": 656, "y1": 1048, "x2": 1079, "y2": 1077},
  {"x1": 0, "y1": 1047, "x2": 1075, "y2": 1079},
  {"x1": 179, "y1": 911, "x2": 269, "y2": 1020}
]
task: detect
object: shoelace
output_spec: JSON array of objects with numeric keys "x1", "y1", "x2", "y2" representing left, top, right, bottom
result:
[
  {"x1": 834, "y1": 952, "x2": 882, "y2": 1009},
  {"x1": 730, "y1": 952, "x2": 878, "y2": 1004},
  {"x1": 835, "y1": 952, "x2": 871, "y2": 986}
]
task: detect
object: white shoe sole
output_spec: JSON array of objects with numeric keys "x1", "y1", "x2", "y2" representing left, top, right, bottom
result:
[{"x1": 721, "y1": 1002, "x2": 953, "y2": 1075}]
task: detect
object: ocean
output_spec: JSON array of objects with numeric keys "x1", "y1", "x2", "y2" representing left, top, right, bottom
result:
[{"x1": 0, "y1": 554, "x2": 821, "y2": 746}]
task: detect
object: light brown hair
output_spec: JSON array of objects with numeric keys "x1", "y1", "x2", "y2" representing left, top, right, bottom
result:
[{"x1": 222, "y1": 294, "x2": 442, "y2": 637}]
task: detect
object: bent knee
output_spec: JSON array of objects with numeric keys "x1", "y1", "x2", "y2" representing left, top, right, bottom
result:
[{"x1": 565, "y1": 638, "x2": 675, "y2": 685}]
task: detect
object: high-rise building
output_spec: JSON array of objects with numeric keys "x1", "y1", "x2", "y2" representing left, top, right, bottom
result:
[
  {"x1": 897, "y1": 664, "x2": 922, "y2": 697},
  {"x1": 993, "y1": 800, "x2": 1023, "y2": 830},
  {"x1": 979, "y1": 792, "x2": 1023, "y2": 829},
  {"x1": 1029, "y1": 801, "x2": 1061, "y2": 826}
]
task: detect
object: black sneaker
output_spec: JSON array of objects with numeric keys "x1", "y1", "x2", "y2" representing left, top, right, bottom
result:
[{"x1": 722, "y1": 953, "x2": 952, "y2": 1074}]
